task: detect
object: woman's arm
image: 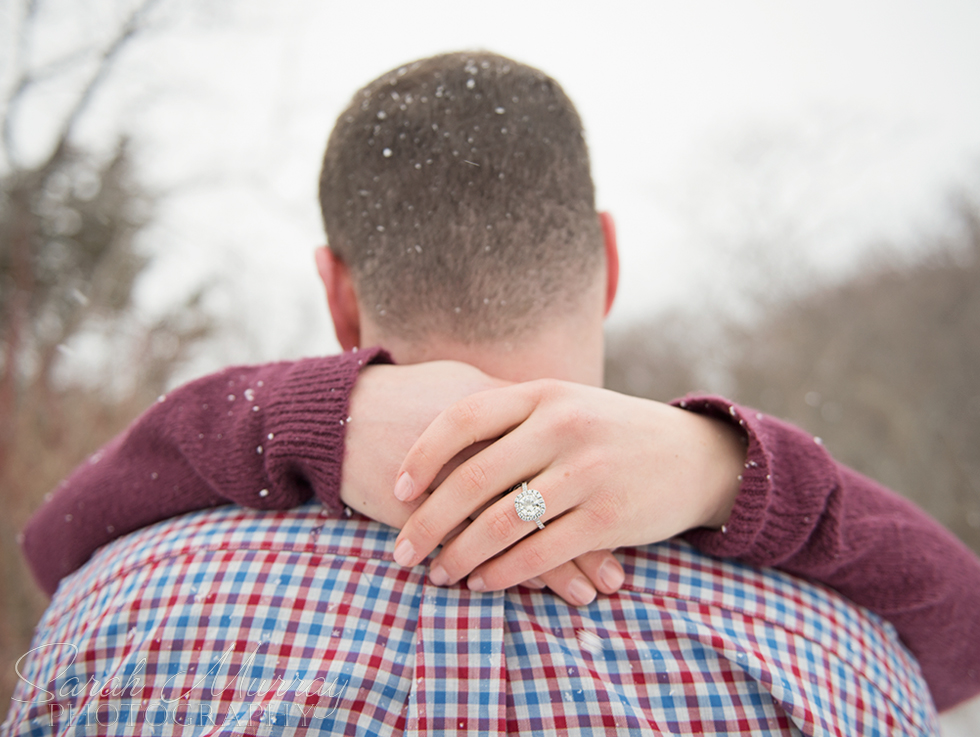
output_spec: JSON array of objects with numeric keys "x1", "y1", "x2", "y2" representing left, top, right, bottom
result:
[
  {"x1": 679, "y1": 396, "x2": 980, "y2": 713},
  {"x1": 22, "y1": 349, "x2": 389, "y2": 594}
]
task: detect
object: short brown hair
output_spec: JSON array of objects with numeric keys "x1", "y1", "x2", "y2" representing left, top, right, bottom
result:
[{"x1": 319, "y1": 51, "x2": 603, "y2": 342}]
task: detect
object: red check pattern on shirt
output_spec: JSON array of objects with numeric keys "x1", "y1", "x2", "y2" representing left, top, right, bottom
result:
[{"x1": 5, "y1": 503, "x2": 939, "y2": 736}]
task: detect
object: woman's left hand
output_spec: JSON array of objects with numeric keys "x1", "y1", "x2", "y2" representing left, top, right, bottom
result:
[{"x1": 390, "y1": 379, "x2": 746, "y2": 593}]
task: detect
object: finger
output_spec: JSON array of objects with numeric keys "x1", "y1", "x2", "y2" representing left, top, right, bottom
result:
[
  {"x1": 440, "y1": 519, "x2": 469, "y2": 546},
  {"x1": 520, "y1": 576, "x2": 547, "y2": 590},
  {"x1": 394, "y1": 423, "x2": 562, "y2": 568},
  {"x1": 462, "y1": 508, "x2": 604, "y2": 593},
  {"x1": 394, "y1": 382, "x2": 545, "y2": 503},
  {"x1": 432, "y1": 471, "x2": 583, "y2": 584},
  {"x1": 534, "y1": 560, "x2": 597, "y2": 606},
  {"x1": 568, "y1": 550, "x2": 625, "y2": 595}
]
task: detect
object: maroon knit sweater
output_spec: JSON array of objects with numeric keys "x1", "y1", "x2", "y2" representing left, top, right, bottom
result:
[{"x1": 20, "y1": 349, "x2": 980, "y2": 711}]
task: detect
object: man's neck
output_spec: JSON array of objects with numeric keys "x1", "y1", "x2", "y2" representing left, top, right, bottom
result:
[
  {"x1": 362, "y1": 324, "x2": 605, "y2": 387},
  {"x1": 354, "y1": 274, "x2": 608, "y2": 386}
]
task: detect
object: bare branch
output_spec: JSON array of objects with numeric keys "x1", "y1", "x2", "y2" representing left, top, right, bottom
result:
[
  {"x1": 51, "y1": 0, "x2": 163, "y2": 159},
  {"x1": 1, "y1": 0, "x2": 41, "y2": 166},
  {"x1": 3, "y1": 0, "x2": 164, "y2": 174}
]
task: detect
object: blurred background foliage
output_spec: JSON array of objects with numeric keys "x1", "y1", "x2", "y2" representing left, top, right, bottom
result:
[
  {"x1": 0, "y1": 0, "x2": 211, "y2": 708},
  {"x1": 606, "y1": 193, "x2": 980, "y2": 557}
]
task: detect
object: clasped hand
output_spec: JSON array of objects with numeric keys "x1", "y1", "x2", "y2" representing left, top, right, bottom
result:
[
  {"x1": 340, "y1": 362, "x2": 623, "y2": 605},
  {"x1": 380, "y1": 373, "x2": 744, "y2": 601}
]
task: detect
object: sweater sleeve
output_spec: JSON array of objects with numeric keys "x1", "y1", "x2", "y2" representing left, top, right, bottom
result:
[
  {"x1": 676, "y1": 395, "x2": 980, "y2": 712},
  {"x1": 21, "y1": 348, "x2": 391, "y2": 596}
]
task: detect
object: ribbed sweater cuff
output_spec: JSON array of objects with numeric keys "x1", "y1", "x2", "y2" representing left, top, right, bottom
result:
[
  {"x1": 263, "y1": 347, "x2": 391, "y2": 515},
  {"x1": 674, "y1": 395, "x2": 774, "y2": 559}
]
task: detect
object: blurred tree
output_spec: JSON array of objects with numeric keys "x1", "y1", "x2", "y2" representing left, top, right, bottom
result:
[
  {"x1": 2, "y1": 0, "x2": 170, "y2": 445},
  {"x1": 728, "y1": 196, "x2": 980, "y2": 553},
  {"x1": 605, "y1": 191, "x2": 980, "y2": 556},
  {"x1": 0, "y1": 0, "x2": 211, "y2": 711},
  {"x1": 605, "y1": 310, "x2": 705, "y2": 402}
]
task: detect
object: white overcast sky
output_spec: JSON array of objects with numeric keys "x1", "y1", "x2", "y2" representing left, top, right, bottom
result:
[{"x1": 5, "y1": 0, "x2": 980, "y2": 374}]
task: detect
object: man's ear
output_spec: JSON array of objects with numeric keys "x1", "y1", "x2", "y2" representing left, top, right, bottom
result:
[
  {"x1": 315, "y1": 246, "x2": 361, "y2": 351},
  {"x1": 599, "y1": 211, "x2": 619, "y2": 316}
]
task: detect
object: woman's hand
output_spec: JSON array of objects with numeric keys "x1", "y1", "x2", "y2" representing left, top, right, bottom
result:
[
  {"x1": 341, "y1": 363, "x2": 626, "y2": 605},
  {"x1": 390, "y1": 379, "x2": 746, "y2": 593}
]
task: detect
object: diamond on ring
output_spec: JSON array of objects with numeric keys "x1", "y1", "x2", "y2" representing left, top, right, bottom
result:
[{"x1": 514, "y1": 482, "x2": 546, "y2": 530}]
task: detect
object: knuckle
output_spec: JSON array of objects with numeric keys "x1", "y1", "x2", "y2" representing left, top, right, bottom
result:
[
  {"x1": 410, "y1": 441, "x2": 436, "y2": 471},
  {"x1": 485, "y1": 504, "x2": 519, "y2": 541},
  {"x1": 457, "y1": 460, "x2": 492, "y2": 497},
  {"x1": 553, "y1": 405, "x2": 600, "y2": 442},
  {"x1": 411, "y1": 511, "x2": 443, "y2": 545},
  {"x1": 447, "y1": 396, "x2": 487, "y2": 437},
  {"x1": 582, "y1": 488, "x2": 621, "y2": 529},
  {"x1": 516, "y1": 542, "x2": 549, "y2": 572}
]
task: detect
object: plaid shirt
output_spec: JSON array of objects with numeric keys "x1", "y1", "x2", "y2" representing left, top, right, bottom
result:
[{"x1": 5, "y1": 503, "x2": 938, "y2": 736}]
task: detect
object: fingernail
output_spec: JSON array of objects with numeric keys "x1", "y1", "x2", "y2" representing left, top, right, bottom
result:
[
  {"x1": 568, "y1": 577, "x2": 596, "y2": 606},
  {"x1": 599, "y1": 559, "x2": 625, "y2": 591},
  {"x1": 429, "y1": 564, "x2": 449, "y2": 586},
  {"x1": 393, "y1": 538, "x2": 416, "y2": 566},
  {"x1": 526, "y1": 577, "x2": 546, "y2": 589},
  {"x1": 468, "y1": 574, "x2": 486, "y2": 592},
  {"x1": 394, "y1": 472, "x2": 414, "y2": 501}
]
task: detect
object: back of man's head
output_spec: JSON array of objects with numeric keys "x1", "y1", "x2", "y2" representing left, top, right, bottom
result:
[{"x1": 319, "y1": 51, "x2": 603, "y2": 345}]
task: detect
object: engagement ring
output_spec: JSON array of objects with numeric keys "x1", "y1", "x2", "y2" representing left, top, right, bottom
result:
[{"x1": 514, "y1": 482, "x2": 546, "y2": 530}]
